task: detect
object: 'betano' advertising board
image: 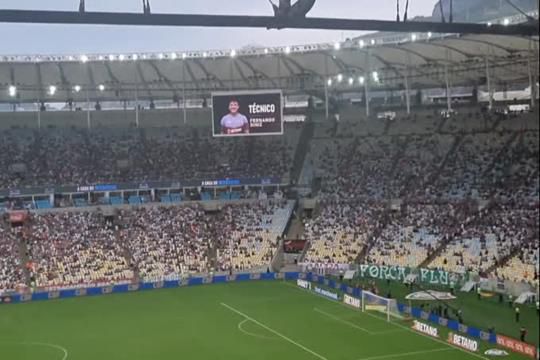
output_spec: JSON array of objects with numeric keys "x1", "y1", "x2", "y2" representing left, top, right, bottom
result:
[
  {"x1": 411, "y1": 320, "x2": 439, "y2": 338},
  {"x1": 448, "y1": 332, "x2": 479, "y2": 352},
  {"x1": 343, "y1": 294, "x2": 361, "y2": 309},
  {"x1": 212, "y1": 90, "x2": 283, "y2": 137}
]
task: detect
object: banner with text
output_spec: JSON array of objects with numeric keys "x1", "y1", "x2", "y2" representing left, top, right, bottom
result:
[{"x1": 358, "y1": 264, "x2": 461, "y2": 286}]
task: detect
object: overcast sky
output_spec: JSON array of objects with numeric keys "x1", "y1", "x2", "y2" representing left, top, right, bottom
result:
[{"x1": 1, "y1": 0, "x2": 438, "y2": 55}]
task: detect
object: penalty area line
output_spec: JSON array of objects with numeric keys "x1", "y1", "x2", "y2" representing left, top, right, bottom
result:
[
  {"x1": 20, "y1": 342, "x2": 69, "y2": 360},
  {"x1": 355, "y1": 347, "x2": 452, "y2": 360},
  {"x1": 220, "y1": 302, "x2": 329, "y2": 360},
  {"x1": 282, "y1": 281, "x2": 490, "y2": 360},
  {"x1": 313, "y1": 307, "x2": 374, "y2": 334}
]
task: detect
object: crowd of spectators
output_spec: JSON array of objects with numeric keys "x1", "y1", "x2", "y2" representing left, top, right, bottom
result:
[
  {"x1": 119, "y1": 205, "x2": 211, "y2": 281},
  {"x1": 0, "y1": 199, "x2": 293, "y2": 292},
  {"x1": 305, "y1": 108, "x2": 538, "y2": 284},
  {"x1": 214, "y1": 200, "x2": 294, "y2": 272},
  {"x1": 303, "y1": 200, "x2": 387, "y2": 267},
  {"x1": 0, "y1": 107, "x2": 538, "y2": 292},
  {"x1": 0, "y1": 225, "x2": 25, "y2": 294},
  {"x1": 366, "y1": 203, "x2": 464, "y2": 268},
  {"x1": 24, "y1": 212, "x2": 134, "y2": 289},
  {"x1": 0, "y1": 124, "x2": 300, "y2": 189},
  {"x1": 431, "y1": 204, "x2": 539, "y2": 281}
]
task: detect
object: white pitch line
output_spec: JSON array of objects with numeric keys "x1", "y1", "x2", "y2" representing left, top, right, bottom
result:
[
  {"x1": 356, "y1": 347, "x2": 452, "y2": 360},
  {"x1": 359, "y1": 310, "x2": 490, "y2": 360},
  {"x1": 21, "y1": 342, "x2": 69, "y2": 360},
  {"x1": 313, "y1": 308, "x2": 405, "y2": 336},
  {"x1": 221, "y1": 302, "x2": 329, "y2": 360},
  {"x1": 237, "y1": 319, "x2": 277, "y2": 340},
  {"x1": 314, "y1": 307, "x2": 374, "y2": 334},
  {"x1": 282, "y1": 281, "x2": 490, "y2": 360}
]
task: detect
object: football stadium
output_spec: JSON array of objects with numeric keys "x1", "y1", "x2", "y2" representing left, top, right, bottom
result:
[{"x1": 0, "y1": 1, "x2": 539, "y2": 359}]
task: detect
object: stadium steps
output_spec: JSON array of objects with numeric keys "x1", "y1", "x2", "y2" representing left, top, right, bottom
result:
[
  {"x1": 10, "y1": 221, "x2": 33, "y2": 288},
  {"x1": 138, "y1": 129, "x2": 154, "y2": 170},
  {"x1": 436, "y1": 115, "x2": 449, "y2": 133},
  {"x1": 424, "y1": 134, "x2": 464, "y2": 188},
  {"x1": 418, "y1": 236, "x2": 451, "y2": 269},
  {"x1": 112, "y1": 214, "x2": 140, "y2": 281},
  {"x1": 285, "y1": 216, "x2": 305, "y2": 240},
  {"x1": 483, "y1": 244, "x2": 522, "y2": 277},
  {"x1": 355, "y1": 205, "x2": 393, "y2": 264},
  {"x1": 488, "y1": 113, "x2": 506, "y2": 132},
  {"x1": 382, "y1": 118, "x2": 393, "y2": 135},
  {"x1": 388, "y1": 136, "x2": 409, "y2": 178},
  {"x1": 290, "y1": 120, "x2": 315, "y2": 185},
  {"x1": 418, "y1": 202, "x2": 478, "y2": 269},
  {"x1": 482, "y1": 131, "x2": 520, "y2": 179}
]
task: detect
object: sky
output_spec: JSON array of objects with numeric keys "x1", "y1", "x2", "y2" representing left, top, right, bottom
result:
[{"x1": 1, "y1": 0, "x2": 438, "y2": 55}]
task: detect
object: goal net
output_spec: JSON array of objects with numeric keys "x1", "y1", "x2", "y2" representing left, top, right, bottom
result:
[{"x1": 361, "y1": 290, "x2": 402, "y2": 322}]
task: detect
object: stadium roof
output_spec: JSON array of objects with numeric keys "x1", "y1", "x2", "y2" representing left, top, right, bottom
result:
[{"x1": 0, "y1": 33, "x2": 538, "y2": 104}]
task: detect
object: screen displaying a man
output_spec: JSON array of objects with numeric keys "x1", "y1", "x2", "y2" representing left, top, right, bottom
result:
[{"x1": 220, "y1": 99, "x2": 249, "y2": 135}]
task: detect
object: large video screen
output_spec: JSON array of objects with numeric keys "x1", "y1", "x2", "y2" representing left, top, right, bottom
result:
[{"x1": 212, "y1": 90, "x2": 283, "y2": 137}]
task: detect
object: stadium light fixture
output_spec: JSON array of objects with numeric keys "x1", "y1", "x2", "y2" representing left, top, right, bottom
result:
[
  {"x1": 230, "y1": 49, "x2": 237, "y2": 58},
  {"x1": 73, "y1": 85, "x2": 81, "y2": 93},
  {"x1": 109, "y1": 54, "x2": 115, "y2": 61},
  {"x1": 337, "y1": 74, "x2": 343, "y2": 83},
  {"x1": 503, "y1": 18, "x2": 510, "y2": 26},
  {"x1": 285, "y1": 46, "x2": 291, "y2": 55},
  {"x1": 411, "y1": 34, "x2": 417, "y2": 42},
  {"x1": 202, "y1": 52, "x2": 208, "y2": 58},
  {"x1": 132, "y1": 54, "x2": 139, "y2": 61},
  {"x1": 427, "y1": 32, "x2": 433, "y2": 39},
  {"x1": 264, "y1": 48, "x2": 269, "y2": 54},
  {"x1": 8, "y1": 85, "x2": 16, "y2": 97},
  {"x1": 119, "y1": 54, "x2": 126, "y2": 61},
  {"x1": 80, "y1": 54, "x2": 89, "y2": 63},
  {"x1": 182, "y1": 53, "x2": 187, "y2": 60},
  {"x1": 48, "y1": 85, "x2": 57, "y2": 96},
  {"x1": 348, "y1": 77, "x2": 354, "y2": 86},
  {"x1": 359, "y1": 76, "x2": 365, "y2": 85},
  {"x1": 334, "y1": 42, "x2": 341, "y2": 51},
  {"x1": 370, "y1": 39, "x2": 376, "y2": 45},
  {"x1": 359, "y1": 40, "x2": 365, "y2": 49},
  {"x1": 158, "y1": 53, "x2": 164, "y2": 59},
  {"x1": 372, "y1": 71, "x2": 379, "y2": 82},
  {"x1": 98, "y1": 84, "x2": 105, "y2": 92},
  {"x1": 142, "y1": 54, "x2": 147, "y2": 60},
  {"x1": 98, "y1": 55, "x2": 104, "y2": 61},
  {"x1": 327, "y1": 78, "x2": 332, "y2": 86},
  {"x1": 487, "y1": 22, "x2": 493, "y2": 27},
  {"x1": 169, "y1": 52, "x2": 176, "y2": 60}
]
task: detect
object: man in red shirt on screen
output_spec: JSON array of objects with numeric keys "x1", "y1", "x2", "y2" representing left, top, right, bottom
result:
[{"x1": 220, "y1": 99, "x2": 250, "y2": 135}]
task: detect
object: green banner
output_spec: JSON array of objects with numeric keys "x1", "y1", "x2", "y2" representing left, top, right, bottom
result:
[{"x1": 357, "y1": 264, "x2": 460, "y2": 286}]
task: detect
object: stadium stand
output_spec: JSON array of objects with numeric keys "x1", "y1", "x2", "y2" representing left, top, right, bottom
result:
[
  {"x1": 0, "y1": 123, "x2": 301, "y2": 189},
  {"x1": 24, "y1": 212, "x2": 135, "y2": 289},
  {"x1": 0, "y1": 226, "x2": 25, "y2": 294},
  {"x1": 0, "y1": 107, "x2": 538, "y2": 292},
  {"x1": 120, "y1": 205, "x2": 211, "y2": 281},
  {"x1": 215, "y1": 200, "x2": 294, "y2": 272}
]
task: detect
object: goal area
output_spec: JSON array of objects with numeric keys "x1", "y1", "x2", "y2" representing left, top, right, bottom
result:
[{"x1": 361, "y1": 290, "x2": 403, "y2": 322}]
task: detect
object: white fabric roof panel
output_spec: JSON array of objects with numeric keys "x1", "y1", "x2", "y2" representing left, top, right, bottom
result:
[{"x1": 0, "y1": 34, "x2": 537, "y2": 103}]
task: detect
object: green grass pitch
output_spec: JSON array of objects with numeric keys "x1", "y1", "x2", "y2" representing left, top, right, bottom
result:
[{"x1": 0, "y1": 281, "x2": 531, "y2": 359}]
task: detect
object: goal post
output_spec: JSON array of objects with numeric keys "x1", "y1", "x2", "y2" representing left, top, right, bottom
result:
[{"x1": 361, "y1": 290, "x2": 401, "y2": 322}]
